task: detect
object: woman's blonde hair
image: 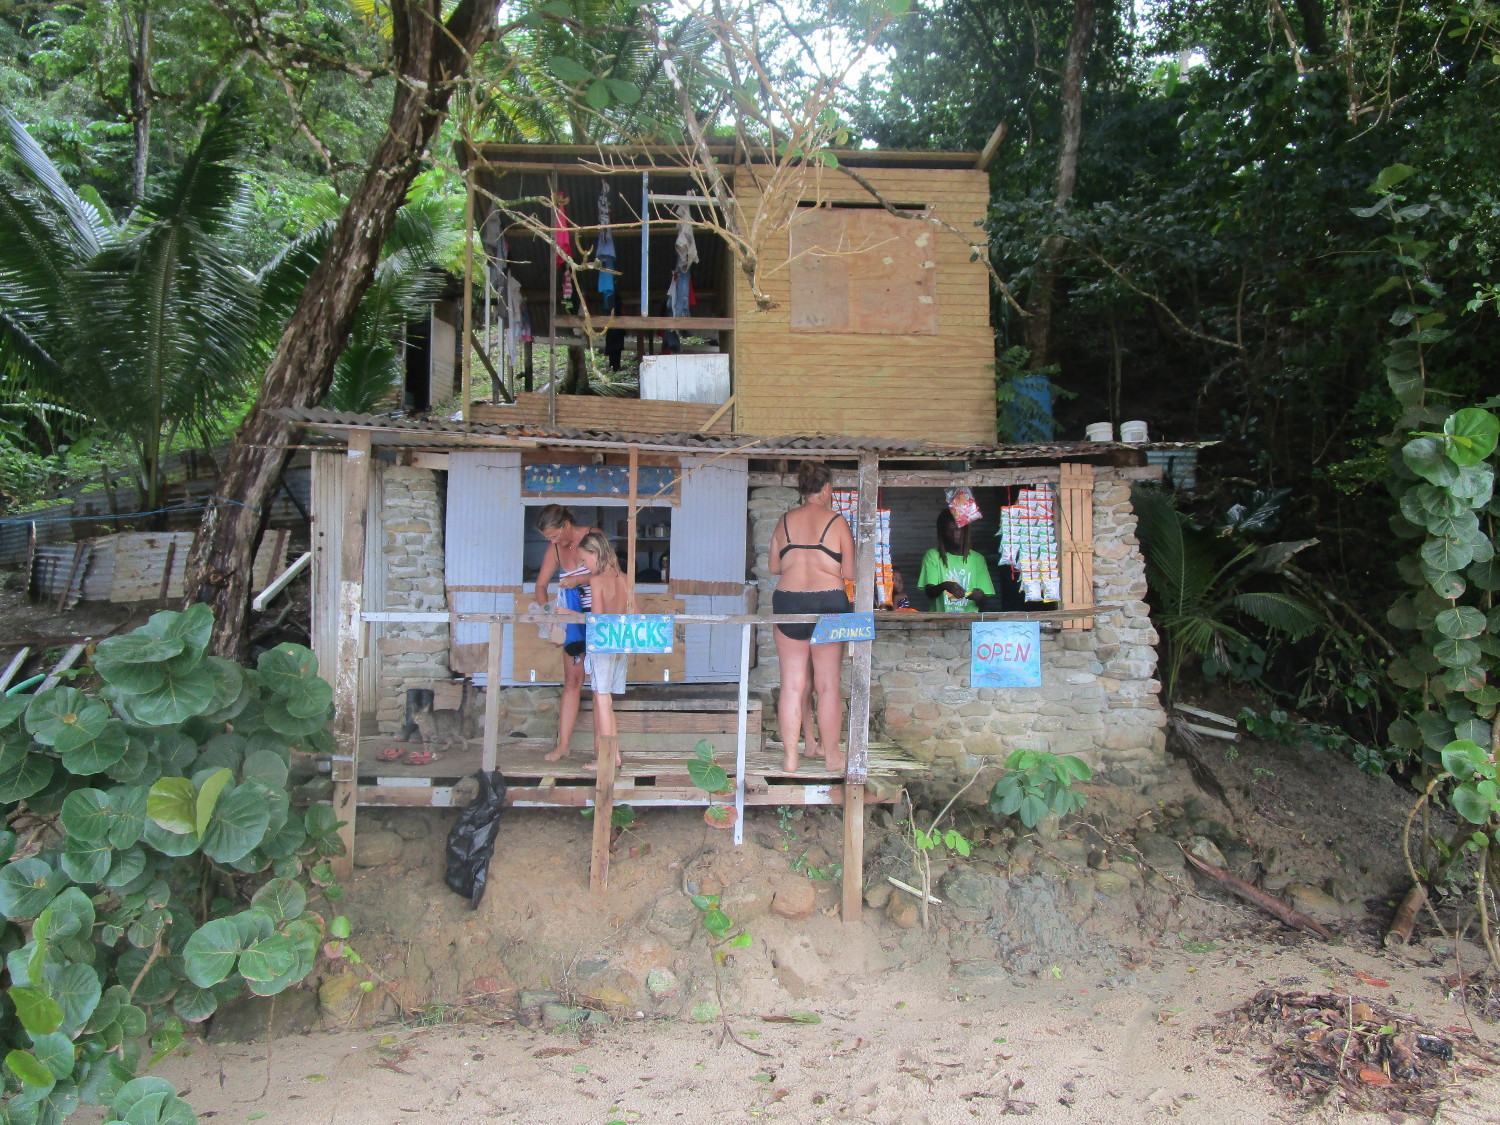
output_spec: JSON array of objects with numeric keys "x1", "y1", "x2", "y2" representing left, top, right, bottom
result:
[{"x1": 576, "y1": 529, "x2": 620, "y2": 572}]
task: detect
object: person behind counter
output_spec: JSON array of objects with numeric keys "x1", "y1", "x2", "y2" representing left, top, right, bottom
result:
[
  {"x1": 768, "y1": 461, "x2": 855, "y2": 773},
  {"x1": 533, "y1": 504, "x2": 603, "y2": 762},
  {"x1": 918, "y1": 509, "x2": 994, "y2": 612}
]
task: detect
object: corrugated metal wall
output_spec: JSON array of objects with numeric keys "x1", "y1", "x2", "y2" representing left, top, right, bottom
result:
[
  {"x1": 674, "y1": 456, "x2": 748, "y2": 681},
  {"x1": 445, "y1": 450, "x2": 523, "y2": 686}
]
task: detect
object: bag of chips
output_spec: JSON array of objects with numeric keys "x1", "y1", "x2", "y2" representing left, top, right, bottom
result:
[{"x1": 946, "y1": 486, "x2": 982, "y2": 527}]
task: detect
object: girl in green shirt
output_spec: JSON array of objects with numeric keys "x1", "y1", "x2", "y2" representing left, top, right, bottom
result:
[{"x1": 918, "y1": 509, "x2": 995, "y2": 612}]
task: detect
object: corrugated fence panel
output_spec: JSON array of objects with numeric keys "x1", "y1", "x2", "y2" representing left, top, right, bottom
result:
[
  {"x1": 446, "y1": 450, "x2": 523, "y2": 684},
  {"x1": 673, "y1": 456, "x2": 747, "y2": 681},
  {"x1": 309, "y1": 452, "x2": 343, "y2": 681}
]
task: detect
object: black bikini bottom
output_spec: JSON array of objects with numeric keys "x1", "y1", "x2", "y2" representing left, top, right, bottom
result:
[{"x1": 772, "y1": 587, "x2": 852, "y2": 641}]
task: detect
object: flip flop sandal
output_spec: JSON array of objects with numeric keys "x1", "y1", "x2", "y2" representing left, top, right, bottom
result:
[
  {"x1": 376, "y1": 746, "x2": 406, "y2": 763},
  {"x1": 404, "y1": 750, "x2": 437, "y2": 766}
]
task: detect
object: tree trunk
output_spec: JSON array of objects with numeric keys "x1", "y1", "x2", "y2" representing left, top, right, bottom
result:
[
  {"x1": 188, "y1": 0, "x2": 501, "y2": 658},
  {"x1": 118, "y1": 0, "x2": 152, "y2": 202},
  {"x1": 1023, "y1": 0, "x2": 1096, "y2": 371}
]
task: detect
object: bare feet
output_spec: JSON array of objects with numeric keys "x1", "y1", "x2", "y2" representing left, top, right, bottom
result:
[
  {"x1": 583, "y1": 754, "x2": 624, "y2": 771},
  {"x1": 543, "y1": 745, "x2": 569, "y2": 762},
  {"x1": 783, "y1": 752, "x2": 799, "y2": 773},
  {"x1": 824, "y1": 750, "x2": 846, "y2": 772}
]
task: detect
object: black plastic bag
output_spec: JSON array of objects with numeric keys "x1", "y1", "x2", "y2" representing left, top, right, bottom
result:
[{"x1": 444, "y1": 770, "x2": 507, "y2": 909}]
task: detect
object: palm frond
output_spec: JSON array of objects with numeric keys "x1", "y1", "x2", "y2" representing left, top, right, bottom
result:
[
  {"x1": 1229, "y1": 591, "x2": 1323, "y2": 640},
  {"x1": 324, "y1": 338, "x2": 401, "y2": 413},
  {"x1": 1, "y1": 108, "x2": 108, "y2": 257},
  {"x1": 1131, "y1": 483, "x2": 1217, "y2": 616}
]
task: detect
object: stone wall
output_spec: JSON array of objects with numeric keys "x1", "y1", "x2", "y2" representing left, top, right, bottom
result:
[
  {"x1": 747, "y1": 477, "x2": 1167, "y2": 779},
  {"x1": 373, "y1": 466, "x2": 451, "y2": 735}
]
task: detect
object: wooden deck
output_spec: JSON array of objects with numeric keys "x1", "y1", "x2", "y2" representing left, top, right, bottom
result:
[{"x1": 352, "y1": 730, "x2": 918, "y2": 809}]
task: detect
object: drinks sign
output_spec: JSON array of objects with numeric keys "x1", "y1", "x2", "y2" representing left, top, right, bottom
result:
[
  {"x1": 970, "y1": 621, "x2": 1042, "y2": 688},
  {"x1": 810, "y1": 612, "x2": 875, "y2": 644},
  {"x1": 586, "y1": 614, "x2": 674, "y2": 654}
]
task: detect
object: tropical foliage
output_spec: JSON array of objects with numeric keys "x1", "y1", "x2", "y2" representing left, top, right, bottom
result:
[{"x1": 0, "y1": 604, "x2": 343, "y2": 1125}]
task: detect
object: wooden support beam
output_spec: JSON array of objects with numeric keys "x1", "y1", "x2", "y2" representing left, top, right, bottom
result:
[
  {"x1": 626, "y1": 445, "x2": 638, "y2": 613},
  {"x1": 252, "y1": 551, "x2": 312, "y2": 612},
  {"x1": 554, "y1": 315, "x2": 735, "y2": 332},
  {"x1": 975, "y1": 120, "x2": 1008, "y2": 172},
  {"x1": 698, "y1": 393, "x2": 736, "y2": 434},
  {"x1": 589, "y1": 734, "x2": 619, "y2": 892},
  {"x1": 732, "y1": 622, "x2": 751, "y2": 845},
  {"x1": 461, "y1": 164, "x2": 475, "y2": 421},
  {"x1": 331, "y1": 429, "x2": 372, "y2": 880},
  {"x1": 482, "y1": 622, "x2": 502, "y2": 771},
  {"x1": 1059, "y1": 462, "x2": 1095, "y2": 631},
  {"x1": 0, "y1": 648, "x2": 31, "y2": 694},
  {"x1": 842, "y1": 452, "x2": 878, "y2": 925},
  {"x1": 39, "y1": 643, "x2": 85, "y2": 691}
]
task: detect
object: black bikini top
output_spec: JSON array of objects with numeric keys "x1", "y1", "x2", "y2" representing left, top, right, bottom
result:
[{"x1": 777, "y1": 512, "x2": 843, "y2": 562}]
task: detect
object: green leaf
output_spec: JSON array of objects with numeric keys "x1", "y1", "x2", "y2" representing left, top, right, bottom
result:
[
  {"x1": 1434, "y1": 637, "x2": 1482, "y2": 668},
  {"x1": 283, "y1": 676, "x2": 332, "y2": 721},
  {"x1": 182, "y1": 918, "x2": 243, "y2": 987},
  {"x1": 126, "y1": 665, "x2": 218, "y2": 726},
  {"x1": 238, "y1": 934, "x2": 298, "y2": 985},
  {"x1": 1436, "y1": 606, "x2": 1488, "y2": 640},
  {"x1": 1452, "y1": 783, "x2": 1496, "y2": 824},
  {"x1": 25, "y1": 687, "x2": 108, "y2": 749},
  {"x1": 546, "y1": 55, "x2": 591, "y2": 84},
  {"x1": 727, "y1": 932, "x2": 752, "y2": 948},
  {"x1": 1444, "y1": 408, "x2": 1500, "y2": 466},
  {"x1": 60, "y1": 720, "x2": 129, "y2": 776},
  {"x1": 604, "y1": 79, "x2": 641, "y2": 105},
  {"x1": 200, "y1": 784, "x2": 272, "y2": 863},
  {"x1": 61, "y1": 838, "x2": 112, "y2": 884},
  {"x1": 53, "y1": 963, "x2": 102, "y2": 1034},
  {"x1": 1441, "y1": 739, "x2": 1486, "y2": 779},
  {"x1": 250, "y1": 877, "x2": 306, "y2": 923},
  {"x1": 194, "y1": 767, "x2": 233, "y2": 839},
  {"x1": 171, "y1": 984, "x2": 219, "y2": 1024},
  {"x1": 1403, "y1": 436, "x2": 1459, "y2": 486},
  {"x1": 242, "y1": 750, "x2": 289, "y2": 790},
  {"x1": 701, "y1": 907, "x2": 732, "y2": 938},
  {"x1": 584, "y1": 80, "x2": 611, "y2": 109},
  {"x1": 6, "y1": 1049, "x2": 55, "y2": 1090},
  {"x1": 61, "y1": 788, "x2": 113, "y2": 842},
  {"x1": 0, "y1": 858, "x2": 64, "y2": 919},
  {"x1": 11, "y1": 988, "x2": 63, "y2": 1036},
  {"x1": 29, "y1": 1032, "x2": 73, "y2": 1080},
  {"x1": 879, "y1": 0, "x2": 913, "y2": 15},
  {"x1": 146, "y1": 777, "x2": 196, "y2": 836},
  {"x1": 1423, "y1": 536, "x2": 1475, "y2": 574}
]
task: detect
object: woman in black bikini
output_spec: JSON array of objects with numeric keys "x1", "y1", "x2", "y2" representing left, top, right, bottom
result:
[
  {"x1": 533, "y1": 504, "x2": 603, "y2": 762},
  {"x1": 769, "y1": 461, "x2": 855, "y2": 773}
]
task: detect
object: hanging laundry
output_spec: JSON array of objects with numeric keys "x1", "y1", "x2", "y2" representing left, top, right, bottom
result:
[
  {"x1": 596, "y1": 182, "x2": 617, "y2": 312},
  {"x1": 674, "y1": 196, "x2": 699, "y2": 271},
  {"x1": 554, "y1": 191, "x2": 573, "y2": 303},
  {"x1": 997, "y1": 486, "x2": 1061, "y2": 602},
  {"x1": 480, "y1": 208, "x2": 508, "y2": 291}
]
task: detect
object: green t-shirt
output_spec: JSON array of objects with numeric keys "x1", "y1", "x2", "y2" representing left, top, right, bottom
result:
[{"x1": 917, "y1": 548, "x2": 995, "y2": 613}]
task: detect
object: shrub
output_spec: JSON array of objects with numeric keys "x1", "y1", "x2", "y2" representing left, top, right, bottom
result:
[{"x1": 0, "y1": 604, "x2": 344, "y2": 1125}]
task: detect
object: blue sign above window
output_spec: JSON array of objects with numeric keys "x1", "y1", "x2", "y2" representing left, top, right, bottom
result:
[{"x1": 524, "y1": 463, "x2": 676, "y2": 496}]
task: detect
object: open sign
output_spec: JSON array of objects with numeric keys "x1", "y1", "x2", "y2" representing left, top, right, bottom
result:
[{"x1": 971, "y1": 621, "x2": 1041, "y2": 688}]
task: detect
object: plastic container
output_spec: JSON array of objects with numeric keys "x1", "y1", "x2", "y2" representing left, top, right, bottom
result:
[
  {"x1": 1085, "y1": 422, "x2": 1114, "y2": 442},
  {"x1": 1120, "y1": 420, "x2": 1149, "y2": 443}
]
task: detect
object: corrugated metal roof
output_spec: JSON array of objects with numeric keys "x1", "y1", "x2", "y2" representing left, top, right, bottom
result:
[{"x1": 278, "y1": 407, "x2": 1204, "y2": 462}]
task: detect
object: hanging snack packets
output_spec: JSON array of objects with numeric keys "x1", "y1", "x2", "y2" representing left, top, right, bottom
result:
[{"x1": 946, "y1": 486, "x2": 982, "y2": 528}]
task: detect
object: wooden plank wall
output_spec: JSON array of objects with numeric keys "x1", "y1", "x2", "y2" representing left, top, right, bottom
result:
[
  {"x1": 1058, "y1": 463, "x2": 1095, "y2": 631},
  {"x1": 732, "y1": 165, "x2": 995, "y2": 442},
  {"x1": 471, "y1": 394, "x2": 731, "y2": 433}
]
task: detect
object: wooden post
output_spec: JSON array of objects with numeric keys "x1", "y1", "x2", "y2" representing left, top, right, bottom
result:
[
  {"x1": 1059, "y1": 462, "x2": 1095, "y2": 631},
  {"x1": 157, "y1": 541, "x2": 176, "y2": 606},
  {"x1": 547, "y1": 167, "x2": 559, "y2": 427},
  {"x1": 626, "y1": 445, "x2": 638, "y2": 613},
  {"x1": 461, "y1": 163, "x2": 475, "y2": 421},
  {"x1": 842, "y1": 452, "x2": 878, "y2": 924},
  {"x1": 732, "y1": 621, "x2": 751, "y2": 846},
  {"x1": 481, "y1": 621, "x2": 502, "y2": 771},
  {"x1": 331, "y1": 429, "x2": 372, "y2": 881},
  {"x1": 589, "y1": 734, "x2": 619, "y2": 893},
  {"x1": 0, "y1": 647, "x2": 30, "y2": 694}
]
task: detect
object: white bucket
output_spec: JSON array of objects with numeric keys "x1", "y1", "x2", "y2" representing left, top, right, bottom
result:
[
  {"x1": 1085, "y1": 422, "x2": 1114, "y2": 442},
  {"x1": 1120, "y1": 420, "x2": 1149, "y2": 443}
]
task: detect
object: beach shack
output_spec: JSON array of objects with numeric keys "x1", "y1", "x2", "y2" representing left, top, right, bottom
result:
[{"x1": 297, "y1": 142, "x2": 1171, "y2": 914}]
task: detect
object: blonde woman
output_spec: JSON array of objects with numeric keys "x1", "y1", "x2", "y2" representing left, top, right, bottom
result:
[
  {"x1": 768, "y1": 461, "x2": 855, "y2": 773},
  {"x1": 533, "y1": 504, "x2": 602, "y2": 761}
]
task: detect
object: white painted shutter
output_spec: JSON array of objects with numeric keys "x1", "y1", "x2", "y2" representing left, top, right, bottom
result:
[
  {"x1": 672, "y1": 456, "x2": 748, "y2": 679},
  {"x1": 445, "y1": 450, "x2": 523, "y2": 684}
]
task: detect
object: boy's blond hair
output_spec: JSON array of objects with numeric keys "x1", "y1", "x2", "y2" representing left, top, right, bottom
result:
[{"x1": 577, "y1": 529, "x2": 620, "y2": 572}]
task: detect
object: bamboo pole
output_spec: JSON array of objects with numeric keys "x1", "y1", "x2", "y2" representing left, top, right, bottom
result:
[
  {"x1": 842, "y1": 452, "x2": 879, "y2": 924},
  {"x1": 331, "y1": 430, "x2": 372, "y2": 880},
  {"x1": 461, "y1": 164, "x2": 475, "y2": 420}
]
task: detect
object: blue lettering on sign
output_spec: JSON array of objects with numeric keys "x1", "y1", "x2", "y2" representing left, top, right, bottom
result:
[
  {"x1": 810, "y1": 612, "x2": 875, "y2": 644},
  {"x1": 524, "y1": 463, "x2": 677, "y2": 496},
  {"x1": 586, "y1": 614, "x2": 674, "y2": 654},
  {"x1": 970, "y1": 621, "x2": 1042, "y2": 687}
]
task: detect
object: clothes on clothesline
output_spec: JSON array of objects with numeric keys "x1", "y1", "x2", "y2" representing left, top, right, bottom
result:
[
  {"x1": 596, "y1": 183, "x2": 617, "y2": 312},
  {"x1": 554, "y1": 194, "x2": 573, "y2": 303}
]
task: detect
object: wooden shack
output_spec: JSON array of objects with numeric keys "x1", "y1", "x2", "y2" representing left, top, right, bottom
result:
[
  {"x1": 298, "y1": 142, "x2": 1172, "y2": 911},
  {"x1": 455, "y1": 144, "x2": 995, "y2": 442}
]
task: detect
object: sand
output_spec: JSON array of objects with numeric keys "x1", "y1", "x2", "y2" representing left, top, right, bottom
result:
[{"x1": 157, "y1": 933, "x2": 1500, "y2": 1125}]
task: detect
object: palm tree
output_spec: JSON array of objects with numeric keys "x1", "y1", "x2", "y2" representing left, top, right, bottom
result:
[
  {"x1": 0, "y1": 107, "x2": 259, "y2": 515},
  {"x1": 1131, "y1": 483, "x2": 1324, "y2": 701}
]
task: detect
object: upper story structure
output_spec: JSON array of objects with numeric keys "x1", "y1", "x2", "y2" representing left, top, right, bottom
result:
[{"x1": 454, "y1": 143, "x2": 996, "y2": 443}]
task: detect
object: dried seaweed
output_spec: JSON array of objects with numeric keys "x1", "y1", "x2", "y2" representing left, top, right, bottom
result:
[{"x1": 1221, "y1": 989, "x2": 1494, "y2": 1118}]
